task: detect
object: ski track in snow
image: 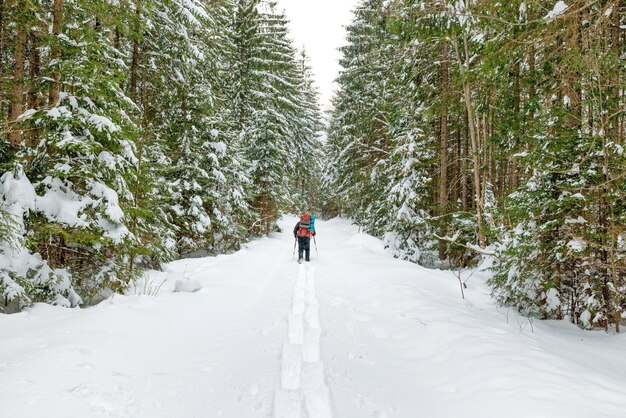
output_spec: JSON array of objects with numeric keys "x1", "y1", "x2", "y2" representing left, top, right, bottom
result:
[{"x1": 274, "y1": 263, "x2": 333, "y2": 418}]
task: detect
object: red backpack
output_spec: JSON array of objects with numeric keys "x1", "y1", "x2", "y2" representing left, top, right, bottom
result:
[{"x1": 297, "y1": 213, "x2": 313, "y2": 237}]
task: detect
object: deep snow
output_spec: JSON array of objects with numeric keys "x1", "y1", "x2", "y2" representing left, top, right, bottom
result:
[{"x1": 1, "y1": 217, "x2": 626, "y2": 417}]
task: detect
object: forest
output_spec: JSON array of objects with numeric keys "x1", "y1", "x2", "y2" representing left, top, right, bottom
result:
[
  {"x1": 1, "y1": 0, "x2": 625, "y2": 332},
  {"x1": 0, "y1": 0, "x2": 321, "y2": 311},
  {"x1": 324, "y1": 0, "x2": 626, "y2": 330}
]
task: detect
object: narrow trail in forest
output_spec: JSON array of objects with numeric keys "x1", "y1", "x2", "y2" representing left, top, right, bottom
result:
[{"x1": 273, "y1": 263, "x2": 333, "y2": 418}]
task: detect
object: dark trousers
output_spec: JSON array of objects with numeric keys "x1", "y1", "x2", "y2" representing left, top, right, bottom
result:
[{"x1": 297, "y1": 236, "x2": 311, "y2": 261}]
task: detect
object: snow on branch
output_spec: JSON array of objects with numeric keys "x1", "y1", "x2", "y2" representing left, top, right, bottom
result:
[{"x1": 433, "y1": 232, "x2": 498, "y2": 257}]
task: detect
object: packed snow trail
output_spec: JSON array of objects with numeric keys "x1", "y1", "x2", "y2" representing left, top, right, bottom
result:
[
  {"x1": 274, "y1": 263, "x2": 332, "y2": 418},
  {"x1": 2, "y1": 218, "x2": 626, "y2": 417}
]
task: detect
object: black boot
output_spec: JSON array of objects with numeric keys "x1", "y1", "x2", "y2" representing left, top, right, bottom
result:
[{"x1": 305, "y1": 249, "x2": 310, "y2": 262}]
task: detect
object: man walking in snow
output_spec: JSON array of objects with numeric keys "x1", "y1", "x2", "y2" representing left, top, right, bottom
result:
[{"x1": 294, "y1": 213, "x2": 316, "y2": 262}]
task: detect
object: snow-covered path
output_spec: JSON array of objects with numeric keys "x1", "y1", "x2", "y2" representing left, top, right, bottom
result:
[
  {"x1": 2, "y1": 218, "x2": 626, "y2": 417},
  {"x1": 273, "y1": 263, "x2": 332, "y2": 418}
]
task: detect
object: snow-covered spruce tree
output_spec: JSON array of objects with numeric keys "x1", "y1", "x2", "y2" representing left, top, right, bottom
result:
[
  {"x1": 288, "y1": 50, "x2": 324, "y2": 214},
  {"x1": 326, "y1": 0, "x2": 449, "y2": 263},
  {"x1": 325, "y1": 0, "x2": 394, "y2": 235},
  {"x1": 206, "y1": 0, "x2": 254, "y2": 252},
  {"x1": 1, "y1": 0, "x2": 141, "y2": 308},
  {"x1": 381, "y1": 0, "x2": 448, "y2": 266},
  {"x1": 383, "y1": 124, "x2": 437, "y2": 265},
  {"x1": 232, "y1": 0, "x2": 313, "y2": 235},
  {"x1": 248, "y1": 2, "x2": 294, "y2": 235},
  {"x1": 99, "y1": 0, "x2": 181, "y2": 274},
  {"x1": 139, "y1": 0, "x2": 218, "y2": 256},
  {"x1": 231, "y1": 0, "x2": 267, "y2": 234},
  {"x1": 325, "y1": 0, "x2": 392, "y2": 231},
  {"x1": 124, "y1": 0, "x2": 251, "y2": 258}
]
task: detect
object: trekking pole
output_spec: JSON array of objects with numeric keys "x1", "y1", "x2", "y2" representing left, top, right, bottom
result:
[
  {"x1": 292, "y1": 237, "x2": 297, "y2": 260},
  {"x1": 313, "y1": 236, "x2": 319, "y2": 259}
]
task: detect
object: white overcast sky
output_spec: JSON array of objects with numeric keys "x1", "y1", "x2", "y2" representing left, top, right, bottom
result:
[{"x1": 274, "y1": 0, "x2": 360, "y2": 111}]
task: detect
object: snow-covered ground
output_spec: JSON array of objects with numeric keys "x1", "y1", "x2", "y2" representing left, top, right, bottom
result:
[{"x1": 1, "y1": 217, "x2": 626, "y2": 418}]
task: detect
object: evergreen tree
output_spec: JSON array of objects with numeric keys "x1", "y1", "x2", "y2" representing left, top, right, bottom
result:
[
  {"x1": 1, "y1": 0, "x2": 141, "y2": 307},
  {"x1": 289, "y1": 50, "x2": 323, "y2": 213},
  {"x1": 232, "y1": 0, "x2": 318, "y2": 235},
  {"x1": 324, "y1": 0, "x2": 392, "y2": 231}
]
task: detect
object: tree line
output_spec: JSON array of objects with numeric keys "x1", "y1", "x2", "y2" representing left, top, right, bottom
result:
[
  {"x1": 0, "y1": 0, "x2": 322, "y2": 311},
  {"x1": 323, "y1": 0, "x2": 625, "y2": 330}
]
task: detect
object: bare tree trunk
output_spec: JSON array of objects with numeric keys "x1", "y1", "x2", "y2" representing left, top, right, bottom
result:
[
  {"x1": 48, "y1": 0, "x2": 64, "y2": 107},
  {"x1": 564, "y1": 10, "x2": 582, "y2": 131},
  {"x1": 8, "y1": 20, "x2": 27, "y2": 145},
  {"x1": 510, "y1": 58, "x2": 521, "y2": 193},
  {"x1": 528, "y1": 42, "x2": 536, "y2": 151},
  {"x1": 129, "y1": 0, "x2": 142, "y2": 102},
  {"x1": 609, "y1": 0, "x2": 622, "y2": 331},
  {"x1": 114, "y1": 26, "x2": 120, "y2": 50},
  {"x1": 451, "y1": 123, "x2": 460, "y2": 206},
  {"x1": 611, "y1": 0, "x2": 621, "y2": 142},
  {"x1": 0, "y1": 0, "x2": 6, "y2": 118},
  {"x1": 482, "y1": 113, "x2": 491, "y2": 229},
  {"x1": 26, "y1": 28, "x2": 43, "y2": 147},
  {"x1": 438, "y1": 42, "x2": 449, "y2": 262},
  {"x1": 461, "y1": 111, "x2": 468, "y2": 211}
]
